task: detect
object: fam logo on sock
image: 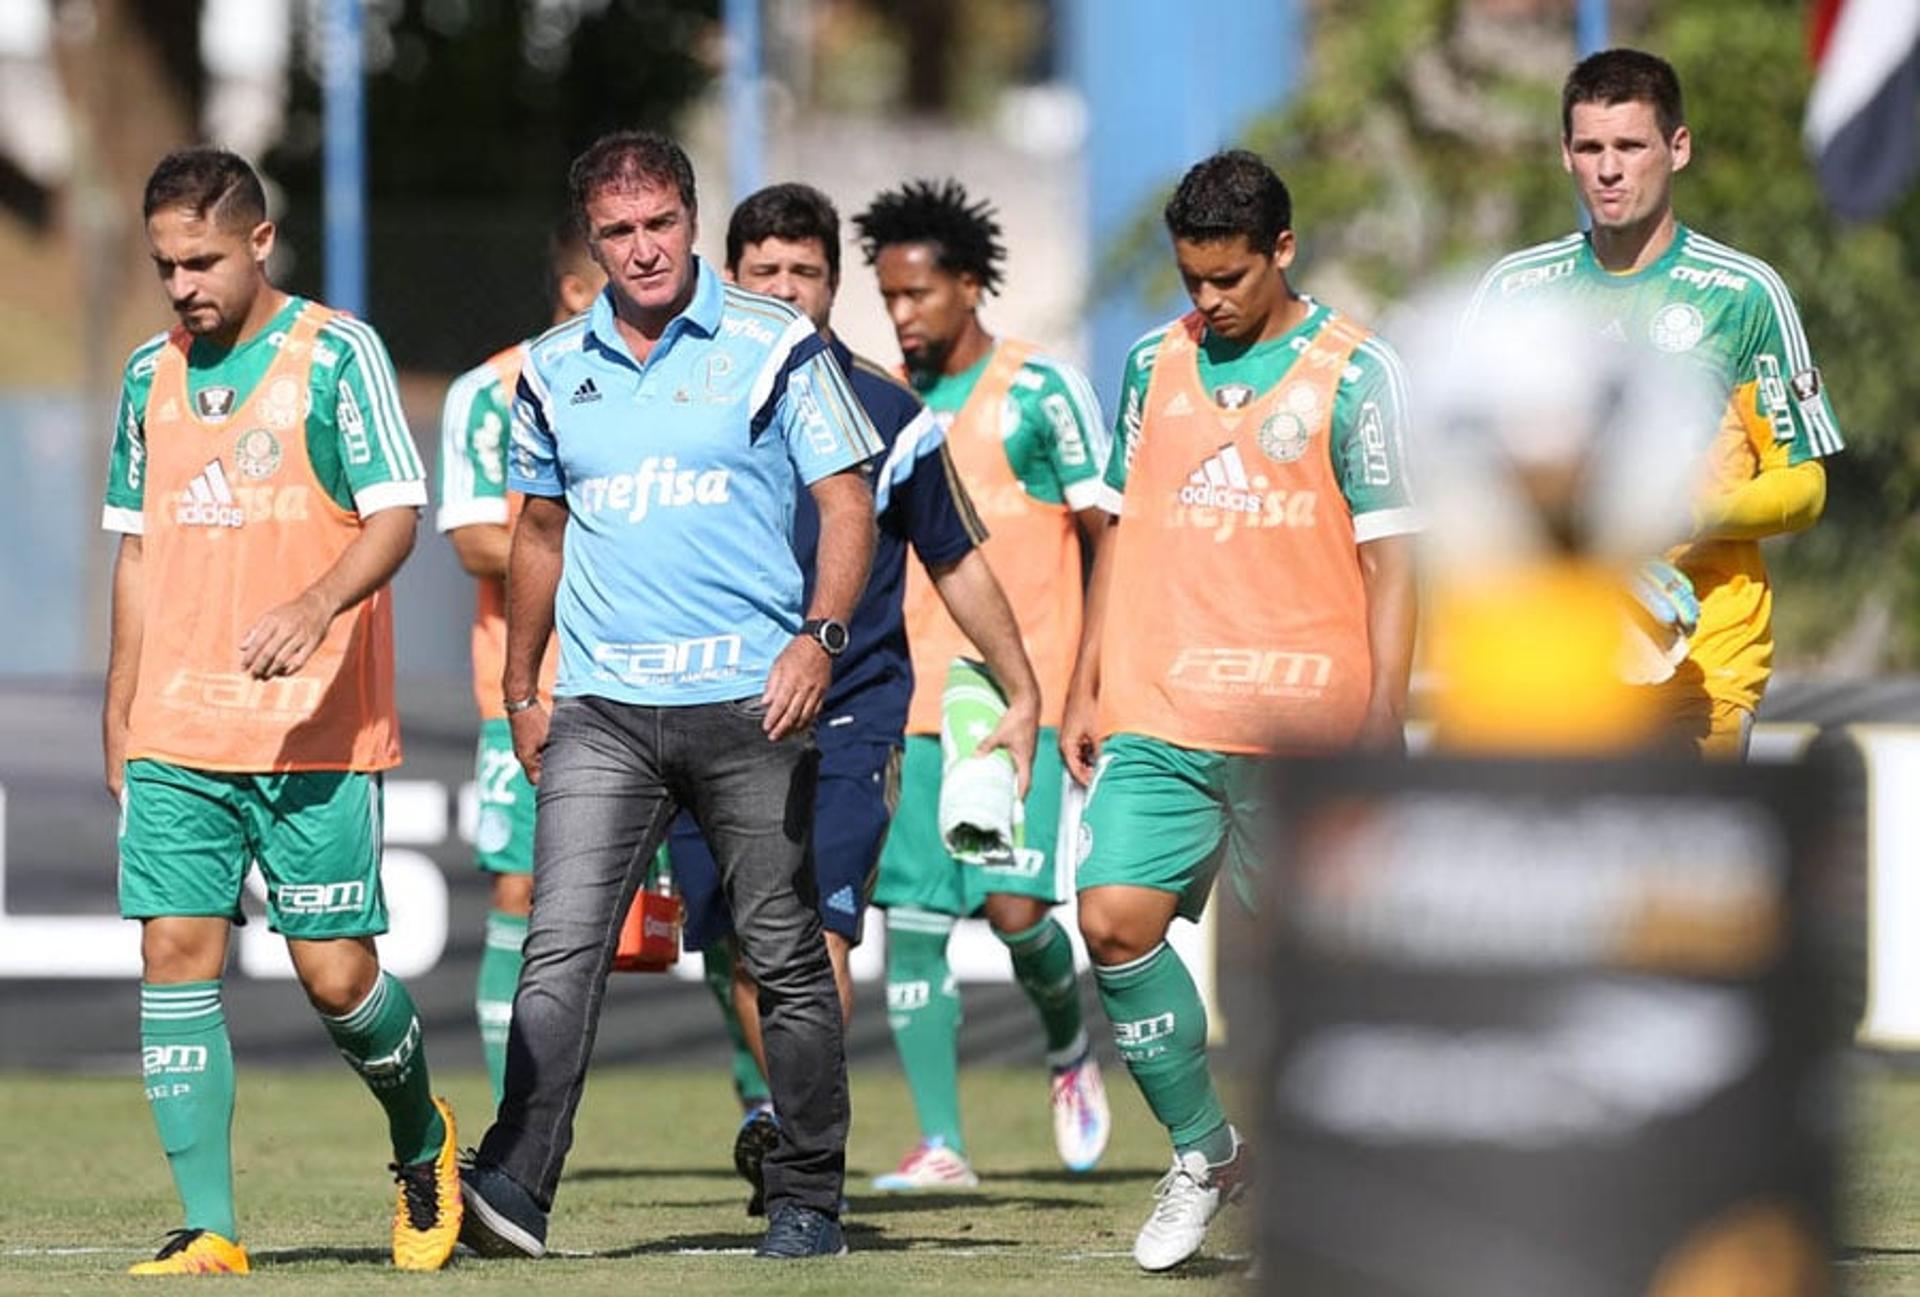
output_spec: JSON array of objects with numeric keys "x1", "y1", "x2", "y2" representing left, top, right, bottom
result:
[
  {"x1": 888, "y1": 981, "x2": 931, "y2": 1013},
  {"x1": 142, "y1": 1044, "x2": 209, "y2": 1075},
  {"x1": 1114, "y1": 1013, "x2": 1175, "y2": 1059}
]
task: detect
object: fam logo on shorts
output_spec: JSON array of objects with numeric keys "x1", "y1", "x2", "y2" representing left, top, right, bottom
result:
[
  {"x1": 1649, "y1": 303, "x2": 1706, "y2": 353},
  {"x1": 275, "y1": 881, "x2": 369, "y2": 915},
  {"x1": 233, "y1": 428, "x2": 283, "y2": 480}
]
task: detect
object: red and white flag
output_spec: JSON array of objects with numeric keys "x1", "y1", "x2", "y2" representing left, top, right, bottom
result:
[{"x1": 1805, "y1": 0, "x2": 1920, "y2": 219}]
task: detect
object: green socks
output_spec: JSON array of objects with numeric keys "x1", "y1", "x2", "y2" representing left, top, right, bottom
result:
[
  {"x1": 140, "y1": 981, "x2": 237, "y2": 1241},
  {"x1": 322, "y1": 972, "x2": 445, "y2": 1165},
  {"x1": 476, "y1": 909, "x2": 527, "y2": 1104},
  {"x1": 1093, "y1": 942, "x2": 1228, "y2": 1154},
  {"x1": 885, "y1": 908, "x2": 965, "y2": 1152},
  {"x1": 994, "y1": 916, "x2": 1087, "y2": 1065},
  {"x1": 701, "y1": 941, "x2": 772, "y2": 1109}
]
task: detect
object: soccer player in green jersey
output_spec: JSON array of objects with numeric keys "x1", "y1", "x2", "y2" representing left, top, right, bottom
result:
[
  {"x1": 1466, "y1": 49, "x2": 1844, "y2": 758},
  {"x1": 851, "y1": 180, "x2": 1114, "y2": 1189},
  {"x1": 1063, "y1": 150, "x2": 1419, "y2": 1272},
  {"x1": 102, "y1": 148, "x2": 460, "y2": 1274},
  {"x1": 435, "y1": 222, "x2": 609, "y2": 1105}
]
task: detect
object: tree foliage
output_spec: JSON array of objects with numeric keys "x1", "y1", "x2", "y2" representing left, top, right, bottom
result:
[{"x1": 266, "y1": 0, "x2": 718, "y2": 369}]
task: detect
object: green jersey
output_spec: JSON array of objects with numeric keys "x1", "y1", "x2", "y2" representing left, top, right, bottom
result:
[
  {"x1": 1464, "y1": 224, "x2": 1845, "y2": 717},
  {"x1": 1104, "y1": 300, "x2": 1419, "y2": 542},
  {"x1": 1463, "y1": 225, "x2": 1844, "y2": 465},
  {"x1": 102, "y1": 296, "x2": 426, "y2": 533},
  {"x1": 434, "y1": 344, "x2": 521, "y2": 534},
  {"x1": 912, "y1": 342, "x2": 1109, "y2": 511}
]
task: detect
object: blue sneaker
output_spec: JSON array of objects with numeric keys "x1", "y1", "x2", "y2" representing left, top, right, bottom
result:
[
  {"x1": 458, "y1": 1160, "x2": 548, "y2": 1259},
  {"x1": 733, "y1": 1107, "x2": 780, "y2": 1217},
  {"x1": 754, "y1": 1205, "x2": 848, "y2": 1259}
]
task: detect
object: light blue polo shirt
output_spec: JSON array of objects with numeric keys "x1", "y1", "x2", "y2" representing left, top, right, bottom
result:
[{"x1": 508, "y1": 259, "x2": 881, "y2": 705}]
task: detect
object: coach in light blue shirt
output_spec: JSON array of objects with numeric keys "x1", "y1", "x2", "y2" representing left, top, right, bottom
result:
[{"x1": 460, "y1": 131, "x2": 879, "y2": 1264}]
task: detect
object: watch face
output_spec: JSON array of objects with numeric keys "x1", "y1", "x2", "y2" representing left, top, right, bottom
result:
[{"x1": 822, "y1": 621, "x2": 850, "y2": 653}]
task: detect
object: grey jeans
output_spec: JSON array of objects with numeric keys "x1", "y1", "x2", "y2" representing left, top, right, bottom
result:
[{"x1": 476, "y1": 693, "x2": 848, "y2": 1217}]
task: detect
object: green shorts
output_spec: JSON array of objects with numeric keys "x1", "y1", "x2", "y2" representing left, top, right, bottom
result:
[
  {"x1": 872, "y1": 728, "x2": 1070, "y2": 917},
  {"x1": 473, "y1": 717, "x2": 537, "y2": 875},
  {"x1": 118, "y1": 758, "x2": 389, "y2": 940},
  {"x1": 1074, "y1": 734, "x2": 1264, "y2": 921}
]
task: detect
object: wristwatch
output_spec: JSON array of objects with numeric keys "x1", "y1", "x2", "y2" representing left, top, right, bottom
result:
[{"x1": 800, "y1": 617, "x2": 850, "y2": 657}]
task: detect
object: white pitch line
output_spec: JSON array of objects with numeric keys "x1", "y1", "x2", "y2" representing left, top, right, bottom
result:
[{"x1": 5, "y1": 1247, "x2": 147, "y2": 1257}]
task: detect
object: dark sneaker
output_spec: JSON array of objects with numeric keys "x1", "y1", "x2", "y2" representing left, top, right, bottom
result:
[
  {"x1": 754, "y1": 1205, "x2": 848, "y2": 1259},
  {"x1": 457, "y1": 1159, "x2": 548, "y2": 1259},
  {"x1": 732, "y1": 1107, "x2": 781, "y2": 1217}
]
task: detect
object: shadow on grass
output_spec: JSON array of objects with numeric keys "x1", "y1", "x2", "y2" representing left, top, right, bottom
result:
[
  {"x1": 1151, "y1": 1254, "x2": 1254, "y2": 1279},
  {"x1": 845, "y1": 1192, "x2": 1088, "y2": 1215},
  {"x1": 1840, "y1": 1245, "x2": 1920, "y2": 1259},
  {"x1": 595, "y1": 1224, "x2": 1024, "y2": 1257},
  {"x1": 252, "y1": 1246, "x2": 392, "y2": 1267},
  {"x1": 565, "y1": 1164, "x2": 734, "y2": 1183},
  {"x1": 992, "y1": 1168, "x2": 1158, "y2": 1186}
]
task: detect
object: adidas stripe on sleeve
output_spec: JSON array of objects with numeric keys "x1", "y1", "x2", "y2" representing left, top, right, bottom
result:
[
  {"x1": 1022, "y1": 354, "x2": 1110, "y2": 511},
  {"x1": 508, "y1": 335, "x2": 566, "y2": 498},
  {"x1": 101, "y1": 335, "x2": 167, "y2": 535},
  {"x1": 1098, "y1": 326, "x2": 1169, "y2": 515},
  {"x1": 435, "y1": 360, "x2": 513, "y2": 533},
  {"x1": 1684, "y1": 233, "x2": 1845, "y2": 464},
  {"x1": 777, "y1": 332, "x2": 882, "y2": 485},
  {"x1": 322, "y1": 317, "x2": 428, "y2": 517},
  {"x1": 1337, "y1": 338, "x2": 1420, "y2": 543}
]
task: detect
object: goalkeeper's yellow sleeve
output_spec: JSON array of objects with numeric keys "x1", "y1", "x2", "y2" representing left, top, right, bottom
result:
[{"x1": 1695, "y1": 459, "x2": 1826, "y2": 541}]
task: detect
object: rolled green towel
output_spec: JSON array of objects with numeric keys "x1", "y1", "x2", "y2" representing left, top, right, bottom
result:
[{"x1": 937, "y1": 657, "x2": 1024, "y2": 865}]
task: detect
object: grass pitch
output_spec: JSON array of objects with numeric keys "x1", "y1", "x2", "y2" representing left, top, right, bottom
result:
[
  {"x1": 12, "y1": 1059, "x2": 1920, "y2": 1294},
  {"x1": 0, "y1": 1064, "x2": 1250, "y2": 1294}
]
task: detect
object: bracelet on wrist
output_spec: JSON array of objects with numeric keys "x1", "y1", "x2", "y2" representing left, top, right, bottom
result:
[{"x1": 503, "y1": 694, "x2": 541, "y2": 715}]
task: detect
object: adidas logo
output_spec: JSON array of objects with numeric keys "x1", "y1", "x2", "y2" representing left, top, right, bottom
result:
[
  {"x1": 825, "y1": 885, "x2": 857, "y2": 916},
  {"x1": 1161, "y1": 391, "x2": 1194, "y2": 417},
  {"x1": 1178, "y1": 444, "x2": 1266, "y2": 515},
  {"x1": 570, "y1": 377, "x2": 603, "y2": 405},
  {"x1": 175, "y1": 459, "x2": 245, "y2": 529}
]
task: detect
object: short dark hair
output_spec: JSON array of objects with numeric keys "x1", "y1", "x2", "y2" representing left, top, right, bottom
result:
[
  {"x1": 142, "y1": 148, "x2": 267, "y2": 231},
  {"x1": 727, "y1": 183, "x2": 842, "y2": 282},
  {"x1": 568, "y1": 130, "x2": 697, "y2": 225},
  {"x1": 1163, "y1": 150, "x2": 1291, "y2": 252},
  {"x1": 1562, "y1": 49, "x2": 1685, "y2": 140},
  {"x1": 853, "y1": 179, "x2": 1005, "y2": 295}
]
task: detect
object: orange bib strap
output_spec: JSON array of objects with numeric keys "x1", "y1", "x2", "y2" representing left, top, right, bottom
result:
[{"x1": 902, "y1": 340, "x2": 1084, "y2": 732}]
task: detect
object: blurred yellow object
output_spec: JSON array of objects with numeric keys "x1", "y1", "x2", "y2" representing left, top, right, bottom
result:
[{"x1": 1428, "y1": 563, "x2": 1666, "y2": 755}]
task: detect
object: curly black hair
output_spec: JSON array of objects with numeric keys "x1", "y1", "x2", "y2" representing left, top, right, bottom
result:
[{"x1": 853, "y1": 179, "x2": 1006, "y2": 295}]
